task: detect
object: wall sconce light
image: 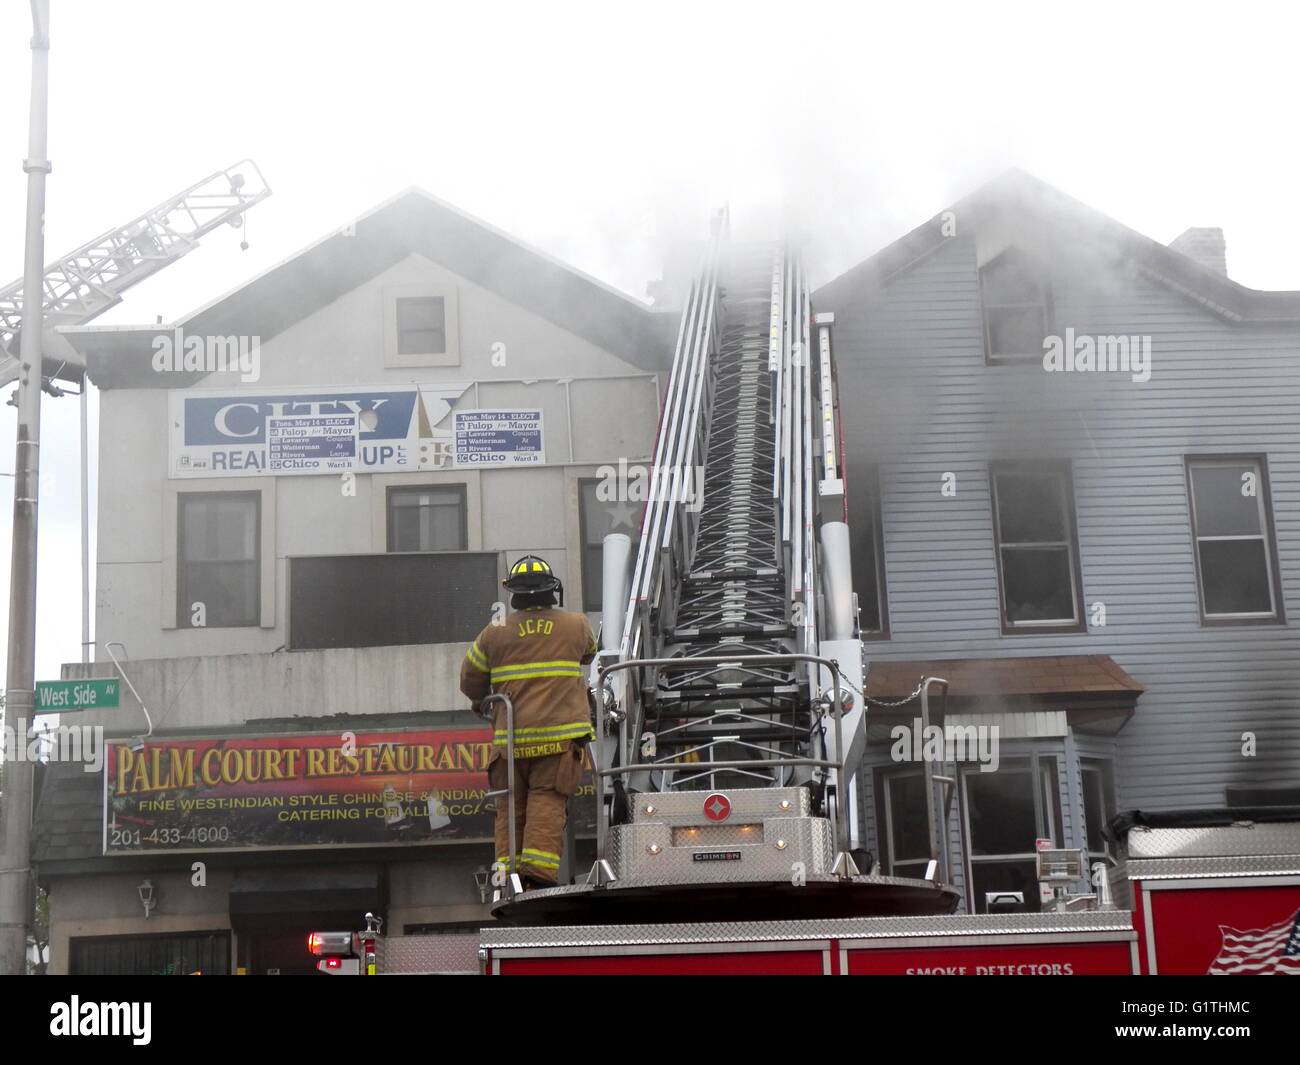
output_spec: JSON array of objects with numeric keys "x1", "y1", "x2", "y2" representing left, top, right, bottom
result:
[
  {"x1": 138, "y1": 879, "x2": 157, "y2": 919},
  {"x1": 473, "y1": 867, "x2": 490, "y2": 905}
]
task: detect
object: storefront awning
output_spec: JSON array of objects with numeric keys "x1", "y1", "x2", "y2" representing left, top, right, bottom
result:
[
  {"x1": 228, "y1": 868, "x2": 382, "y2": 917},
  {"x1": 863, "y1": 654, "x2": 1143, "y2": 734}
]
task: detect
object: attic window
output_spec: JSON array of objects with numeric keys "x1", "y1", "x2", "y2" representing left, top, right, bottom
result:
[
  {"x1": 980, "y1": 249, "x2": 1052, "y2": 362},
  {"x1": 383, "y1": 283, "x2": 459, "y2": 367},
  {"x1": 396, "y1": 296, "x2": 446, "y2": 355}
]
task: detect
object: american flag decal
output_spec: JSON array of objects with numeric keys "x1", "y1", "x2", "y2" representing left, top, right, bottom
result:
[{"x1": 1208, "y1": 908, "x2": 1300, "y2": 975}]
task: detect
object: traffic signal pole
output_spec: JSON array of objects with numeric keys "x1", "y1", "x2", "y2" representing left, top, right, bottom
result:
[{"x1": 0, "y1": 0, "x2": 51, "y2": 975}]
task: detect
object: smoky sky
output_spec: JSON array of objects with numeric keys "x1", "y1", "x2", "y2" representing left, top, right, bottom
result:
[{"x1": 1, "y1": 0, "x2": 1297, "y2": 679}]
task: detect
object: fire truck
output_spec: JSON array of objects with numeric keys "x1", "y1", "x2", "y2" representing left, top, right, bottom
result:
[{"x1": 311, "y1": 219, "x2": 1300, "y2": 976}]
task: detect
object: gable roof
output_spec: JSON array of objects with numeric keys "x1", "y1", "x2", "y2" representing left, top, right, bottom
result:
[
  {"x1": 814, "y1": 169, "x2": 1300, "y2": 322},
  {"x1": 62, "y1": 187, "x2": 675, "y2": 388}
]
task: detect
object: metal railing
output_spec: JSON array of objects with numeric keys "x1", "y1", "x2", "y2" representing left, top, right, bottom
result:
[
  {"x1": 619, "y1": 214, "x2": 724, "y2": 662},
  {"x1": 475, "y1": 693, "x2": 520, "y2": 899},
  {"x1": 593, "y1": 652, "x2": 854, "y2": 878}
]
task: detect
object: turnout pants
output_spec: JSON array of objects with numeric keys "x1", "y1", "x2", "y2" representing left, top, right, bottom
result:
[{"x1": 490, "y1": 742, "x2": 585, "y2": 884}]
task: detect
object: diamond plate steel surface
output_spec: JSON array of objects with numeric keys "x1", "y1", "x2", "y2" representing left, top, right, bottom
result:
[
  {"x1": 1127, "y1": 855, "x2": 1300, "y2": 879},
  {"x1": 479, "y1": 904, "x2": 1132, "y2": 949},
  {"x1": 609, "y1": 818, "x2": 833, "y2": 885},
  {"x1": 671, "y1": 823, "x2": 762, "y2": 846},
  {"x1": 630, "y1": 786, "x2": 812, "y2": 824},
  {"x1": 1124, "y1": 822, "x2": 1300, "y2": 859},
  {"x1": 377, "y1": 933, "x2": 481, "y2": 973}
]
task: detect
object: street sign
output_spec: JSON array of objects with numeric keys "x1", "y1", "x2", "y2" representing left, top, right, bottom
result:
[{"x1": 34, "y1": 678, "x2": 120, "y2": 713}]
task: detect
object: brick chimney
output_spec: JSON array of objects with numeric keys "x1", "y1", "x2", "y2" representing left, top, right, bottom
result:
[{"x1": 1170, "y1": 227, "x2": 1227, "y2": 277}]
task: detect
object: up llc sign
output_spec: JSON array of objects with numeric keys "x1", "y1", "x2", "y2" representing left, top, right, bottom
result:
[{"x1": 168, "y1": 384, "x2": 469, "y2": 478}]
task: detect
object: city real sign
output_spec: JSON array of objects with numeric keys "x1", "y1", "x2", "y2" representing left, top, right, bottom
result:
[{"x1": 168, "y1": 384, "x2": 470, "y2": 478}]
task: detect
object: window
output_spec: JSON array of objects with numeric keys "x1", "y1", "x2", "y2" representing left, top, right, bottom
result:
[
  {"x1": 855, "y1": 468, "x2": 889, "y2": 637},
  {"x1": 71, "y1": 932, "x2": 230, "y2": 975},
  {"x1": 1081, "y1": 759, "x2": 1115, "y2": 859},
  {"x1": 178, "y1": 492, "x2": 260, "y2": 627},
  {"x1": 880, "y1": 770, "x2": 930, "y2": 878},
  {"x1": 963, "y1": 758, "x2": 1062, "y2": 913},
  {"x1": 386, "y1": 485, "x2": 467, "y2": 552},
  {"x1": 990, "y1": 463, "x2": 1084, "y2": 632},
  {"x1": 579, "y1": 479, "x2": 641, "y2": 613},
  {"x1": 1186, "y1": 456, "x2": 1283, "y2": 623},
  {"x1": 980, "y1": 248, "x2": 1053, "y2": 362},
  {"x1": 395, "y1": 296, "x2": 446, "y2": 355},
  {"x1": 383, "y1": 284, "x2": 459, "y2": 367}
]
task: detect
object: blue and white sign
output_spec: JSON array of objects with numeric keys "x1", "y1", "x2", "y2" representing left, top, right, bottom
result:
[
  {"x1": 169, "y1": 384, "x2": 469, "y2": 477},
  {"x1": 267, "y1": 414, "x2": 357, "y2": 474},
  {"x1": 452, "y1": 409, "x2": 545, "y2": 468}
]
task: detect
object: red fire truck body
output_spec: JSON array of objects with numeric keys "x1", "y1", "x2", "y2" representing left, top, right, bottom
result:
[
  {"x1": 477, "y1": 912, "x2": 1137, "y2": 976},
  {"x1": 345, "y1": 814, "x2": 1300, "y2": 975}
]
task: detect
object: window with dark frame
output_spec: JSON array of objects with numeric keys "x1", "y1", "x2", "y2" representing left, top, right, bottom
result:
[
  {"x1": 962, "y1": 758, "x2": 1062, "y2": 914},
  {"x1": 579, "y1": 479, "x2": 641, "y2": 613},
  {"x1": 395, "y1": 296, "x2": 446, "y2": 355},
  {"x1": 386, "y1": 484, "x2": 468, "y2": 552},
  {"x1": 1186, "y1": 456, "x2": 1283, "y2": 623},
  {"x1": 856, "y1": 468, "x2": 889, "y2": 637},
  {"x1": 980, "y1": 248, "x2": 1053, "y2": 362},
  {"x1": 1081, "y1": 759, "x2": 1116, "y2": 858},
  {"x1": 178, "y1": 492, "x2": 260, "y2": 628},
  {"x1": 990, "y1": 463, "x2": 1084, "y2": 632},
  {"x1": 880, "y1": 769, "x2": 930, "y2": 878}
]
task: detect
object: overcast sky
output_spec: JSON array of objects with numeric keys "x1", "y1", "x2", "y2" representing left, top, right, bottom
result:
[{"x1": 1, "y1": 0, "x2": 1297, "y2": 684}]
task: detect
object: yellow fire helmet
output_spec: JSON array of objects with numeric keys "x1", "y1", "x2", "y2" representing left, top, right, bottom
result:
[{"x1": 502, "y1": 554, "x2": 562, "y2": 596}]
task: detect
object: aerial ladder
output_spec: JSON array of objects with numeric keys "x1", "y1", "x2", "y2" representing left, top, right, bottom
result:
[
  {"x1": 1, "y1": 160, "x2": 269, "y2": 672},
  {"x1": 0, "y1": 159, "x2": 270, "y2": 390},
  {"x1": 492, "y1": 214, "x2": 960, "y2": 923}
]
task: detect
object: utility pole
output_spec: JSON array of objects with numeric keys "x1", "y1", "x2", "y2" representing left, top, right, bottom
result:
[{"x1": 0, "y1": 0, "x2": 51, "y2": 975}]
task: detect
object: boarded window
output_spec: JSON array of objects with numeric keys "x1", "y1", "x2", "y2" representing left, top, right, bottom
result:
[
  {"x1": 387, "y1": 485, "x2": 467, "y2": 552},
  {"x1": 990, "y1": 465, "x2": 1083, "y2": 630},
  {"x1": 1187, "y1": 457, "x2": 1282, "y2": 621},
  {"x1": 980, "y1": 249, "x2": 1052, "y2": 361},
  {"x1": 178, "y1": 492, "x2": 260, "y2": 628},
  {"x1": 395, "y1": 296, "x2": 446, "y2": 355},
  {"x1": 289, "y1": 551, "x2": 499, "y2": 650}
]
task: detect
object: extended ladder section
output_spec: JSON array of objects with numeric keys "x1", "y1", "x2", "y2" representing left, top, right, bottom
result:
[
  {"x1": 0, "y1": 159, "x2": 271, "y2": 387},
  {"x1": 593, "y1": 217, "x2": 869, "y2": 891}
]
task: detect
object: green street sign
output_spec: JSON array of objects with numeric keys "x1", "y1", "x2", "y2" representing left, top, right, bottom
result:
[{"x1": 34, "y1": 678, "x2": 120, "y2": 713}]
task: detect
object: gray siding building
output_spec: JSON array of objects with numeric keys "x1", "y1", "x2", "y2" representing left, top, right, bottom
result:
[{"x1": 816, "y1": 171, "x2": 1300, "y2": 910}]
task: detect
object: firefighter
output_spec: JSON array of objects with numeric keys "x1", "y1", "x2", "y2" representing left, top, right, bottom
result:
[{"x1": 459, "y1": 554, "x2": 598, "y2": 890}]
